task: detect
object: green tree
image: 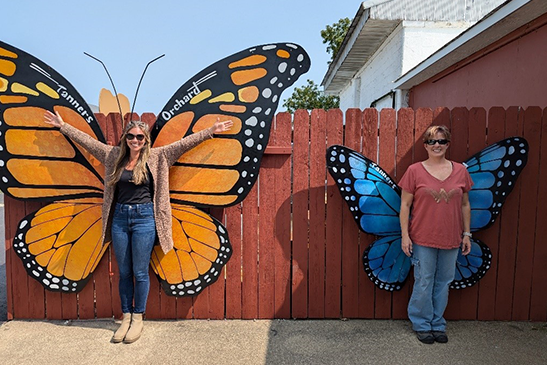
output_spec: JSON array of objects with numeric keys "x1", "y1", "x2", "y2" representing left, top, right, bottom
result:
[
  {"x1": 282, "y1": 17, "x2": 350, "y2": 112},
  {"x1": 282, "y1": 79, "x2": 339, "y2": 113},
  {"x1": 321, "y1": 17, "x2": 351, "y2": 62}
]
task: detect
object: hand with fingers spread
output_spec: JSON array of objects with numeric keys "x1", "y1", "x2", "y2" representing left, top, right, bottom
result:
[
  {"x1": 44, "y1": 110, "x2": 65, "y2": 128},
  {"x1": 210, "y1": 118, "x2": 234, "y2": 134}
]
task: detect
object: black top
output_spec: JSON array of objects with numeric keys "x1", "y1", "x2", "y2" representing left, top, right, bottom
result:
[{"x1": 115, "y1": 168, "x2": 153, "y2": 204}]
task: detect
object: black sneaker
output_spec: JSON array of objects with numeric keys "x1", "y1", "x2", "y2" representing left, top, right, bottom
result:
[
  {"x1": 416, "y1": 331, "x2": 435, "y2": 344},
  {"x1": 432, "y1": 331, "x2": 448, "y2": 343}
]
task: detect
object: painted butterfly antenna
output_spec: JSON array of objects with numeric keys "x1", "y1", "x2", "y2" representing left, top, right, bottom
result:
[
  {"x1": 83, "y1": 52, "x2": 124, "y2": 120},
  {"x1": 129, "y1": 54, "x2": 165, "y2": 121}
]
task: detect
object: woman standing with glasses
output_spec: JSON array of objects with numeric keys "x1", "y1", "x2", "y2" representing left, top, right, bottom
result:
[
  {"x1": 44, "y1": 111, "x2": 232, "y2": 343},
  {"x1": 399, "y1": 125, "x2": 473, "y2": 345}
]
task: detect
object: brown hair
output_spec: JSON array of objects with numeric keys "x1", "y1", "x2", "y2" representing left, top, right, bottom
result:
[
  {"x1": 423, "y1": 125, "x2": 451, "y2": 143},
  {"x1": 107, "y1": 120, "x2": 152, "y2": 186}
]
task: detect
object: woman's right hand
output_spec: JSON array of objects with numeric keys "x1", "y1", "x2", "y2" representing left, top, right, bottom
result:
[
  {"x1": 44, "y1": 110, "x2": 65, "y2": 128},
  {"x1": 402, "y1": 235, "x2": 413, "y2": 257}
]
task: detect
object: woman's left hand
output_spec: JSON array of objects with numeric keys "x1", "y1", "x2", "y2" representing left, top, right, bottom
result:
[
  {"x1": 461, "y1": 236, "x2": 472, "y2": 256},
  {"x1": 210, "y1": 118, "x2": 234, "y2": 134}
]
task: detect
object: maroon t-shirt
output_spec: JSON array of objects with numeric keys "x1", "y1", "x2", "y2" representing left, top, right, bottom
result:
[{"x1": 399, "y1": 161, "x2": 473, "y2": 249}]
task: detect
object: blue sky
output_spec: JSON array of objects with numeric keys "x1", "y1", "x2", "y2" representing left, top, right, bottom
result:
[{"x1": 3, "y1": 0, "x2": 358, "y2": 114}]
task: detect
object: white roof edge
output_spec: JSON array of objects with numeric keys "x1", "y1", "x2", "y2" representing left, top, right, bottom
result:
[
  {"x1": 393, "y1": 0, "x2": 530, "y2": 89},
  {"x1": 321, "y1": 2, "x2": 369, "y2": 87}
]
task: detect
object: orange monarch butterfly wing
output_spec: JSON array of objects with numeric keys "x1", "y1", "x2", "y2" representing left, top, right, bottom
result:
[
  {"x1": 150, "y1": 204, "x2": 231, "y2": 296},
  {"x1": 151, "y1": 43, "x2": 310, "y2": 208},
  {"x1": 13, "y1": 198, "x2": 109, "y2": 293},
  {"x1": 0, "y1": 40, "x2": 106, "y2": 201},
  {"x1": 0, "y1": 40, "x2": 109, "y2": 293}
]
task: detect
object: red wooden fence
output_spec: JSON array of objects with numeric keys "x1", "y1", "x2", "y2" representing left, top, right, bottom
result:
[{"x1": 4, "y1": 107, "x2": 547, "y2": 321}]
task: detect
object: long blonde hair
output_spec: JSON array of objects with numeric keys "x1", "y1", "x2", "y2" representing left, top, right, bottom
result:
[{"x1": 108, "y1": 120, "x2": 152, "y2": 186}]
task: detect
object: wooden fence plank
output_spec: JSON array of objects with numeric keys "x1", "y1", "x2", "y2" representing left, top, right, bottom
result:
[
  {"x1": 359, "y1": 108, "x2": 378, "y2": 319},
  {"x1": 374, "y1": 108, "x2": 397, "y2": 319},
  {"x1": 273, "y1": 113, "x2": 292, "y2": 319},
  {"x1": 78, "y1": 281, "x2": 95, "y2": 319},
  {"x1": 512, "y1": 107, "x2": 542, "y2": 320},
  {"x1": 292, "y1": 109, "x2": 310, "y2": 318},
  {"x1": 529, "y1": 108, "x2": 547, "y2": 321},
  {"x1": 5, "y1": 197, "x2": 28, "y2": 319},
  {"x1": 392, "y1": 108, "x2": 415, "y2": 319},
  {"x1": 225, "y1": 204, "x2": 242, "y2": 319},
  {"x1": 325, "y1": 109, "x2": 344, "y2": 318},
  {"x1": 4, "y1": 197, "x2": 14, "y2": 320},
  {"x1": 359, "y1": 108, "x2": 377, "y2": 318},
  {"x1": 223, "y1": 205, "x2": 241, "y2": 319},
  {"x1": 109, "y1": 257, "x2": 120, "y2": 318},
  {"x1": 309, "y1": 109, "x2": 327, "y2": 318},
  {"x1": 341, "y1": 109, "x2": 362, "y2": 318},
  {"x1": 25, "y1": 202, "x2": 47, "y2": 319},
  {"x1": 414, "y1": 108, "x2": 433, "y2": 162},
  {"x1": 494, "y1": 107, "x2": 523, "y2": 320},
  {"x1": 258, "y1": 138, "x2": 277, "y2": 319},
  {"x1": 477, "y1": 107, "x2": 505, "y2": 320},
  {"x1": 160, "y1": 291, "x2": 177, "y2": 320},
  {"x1": 460, "y1": 108, "x2": 486, "y2": 320},
  {"x1": 192, "y1": 276, "x2": 210, "y2": 319},
  {"x1": 9, "y1": 199, "x2": 31, "y2": 319},
  {"x1": 176, "y1": 297, "x2": 193, "y2": 320},
  {"x1": 209, "y1": 208, "x2": 227, "y2": 320},
  {"x1": 242, "y1": 183, "x2": 259, "y2": 319},
  {"x1": 444, "y1": 107, "x2": 467, "y2": 320}
]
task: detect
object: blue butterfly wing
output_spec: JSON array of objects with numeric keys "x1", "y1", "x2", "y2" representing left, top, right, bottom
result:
[
  {"x1": 327, "y1": 137, "x2": 527, "y2": 292},
  {"x1": 451, "y1": 239, "x2": 492, "y2": 289},
  {"x1": 465, "y1": 137, "x2": 528, "y2": 231},
  {"x1": 327, "y1": 145, "x2": 408, "y2": 291},
  {"x1": 326, "y1": 145, "x2": 402, "y2": 236},
  {"x1": 363, "y1": 235, "x2": 411, "y2": 291}
]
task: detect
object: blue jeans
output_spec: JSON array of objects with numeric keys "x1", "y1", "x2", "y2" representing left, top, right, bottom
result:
[
  {"x1": 111, "y1": 203, "x2": 156, "y2": 314},
  {"x1": 408, "y1": 244, "x2": 459, "y2": 332}
]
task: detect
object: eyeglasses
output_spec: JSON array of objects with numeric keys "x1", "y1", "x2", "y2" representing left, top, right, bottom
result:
[
  {"x1": 425, "y1": 139, "x2": 449, "y2": 145},
  {"x1": 126, "y1": 133, "x2": 145, "y2": 141}
]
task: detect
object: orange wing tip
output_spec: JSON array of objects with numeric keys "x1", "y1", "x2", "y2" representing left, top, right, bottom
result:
[
  {"x1": 0, "y1": 46, "x2": 18, "y2": 58},
  {"x1": 276, "y1": 50, "x2": 290, "y2": 58},
  {"x1": 230, "y1": 68, "x2": 267, "y2": 86},
  {"x1": 0, "y1": 59, "x2": 16, "y2": 77},
  {"x1": 0, "y1": 95, "x2": 27, "y2": 104},
  {"x1": 229, "y1": 55, "x2": 267, "y2": 69}
]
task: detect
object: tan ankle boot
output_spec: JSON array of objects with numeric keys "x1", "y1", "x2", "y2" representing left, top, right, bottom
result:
[
  {"x1": 123, "y1": 313, "x2": 143, "y2": 343},
  {"x1": 112, "y1": 313, "x2": 131, "y2": 343}
]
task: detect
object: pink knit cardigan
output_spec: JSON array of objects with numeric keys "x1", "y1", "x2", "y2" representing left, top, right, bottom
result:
[{"x1": 60, "y1": 122, "x2": 213, "y2": 253}]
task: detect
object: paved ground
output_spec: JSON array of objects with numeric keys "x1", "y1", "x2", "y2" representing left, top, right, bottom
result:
[
  {"x1": 0, "y1": 319, "x2": 546, "y2": 365},
  {"x1": 2, "y1": 193, "x2": 547, "y2": 364}
]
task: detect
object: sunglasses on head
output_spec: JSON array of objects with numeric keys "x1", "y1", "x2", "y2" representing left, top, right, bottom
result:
[
  {"x1": 425, "y1": 139, "x2": 449, "y2": 145},
  {"x1": 126, "y1": 133, "x2": 145, "y2": 141}
]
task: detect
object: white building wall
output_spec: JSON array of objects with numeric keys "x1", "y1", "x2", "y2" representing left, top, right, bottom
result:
[
  {"x1": 357, "y1": 24, "x2": 405, "y2": 109},
  {"x1": 339, "y1": 21, "x2": 471, "y2": 110},
  {"x1": 401, "y1": 21, "x2": 470, "y2": 74}
]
